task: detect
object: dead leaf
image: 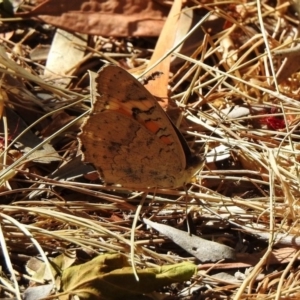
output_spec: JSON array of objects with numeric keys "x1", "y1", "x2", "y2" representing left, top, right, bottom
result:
[
  {"x1": 144, "y1": 0, "x2": 182, "y2": 108},
  {"x1": 30, "y1": 44, "x2": 50, "y2": 61},
  {"x1": 23, "y1": 284, "x2": 54, "y2": 300},
  {"x1": 205, "y1": 145, "x2": 231, "y2": 163},
  {"x1": 144, "y1": 218, "x2": 236, "y2": 262},
  {"x1": 44, "y1": 28, "x2": 88, "y2": 88},
  {"x1": 61, "y1": 253, "x2": 196, "y2": 300},
  {"x1": 198, "y1": 247, "x2": 300, "y2": 270},
  {"x1": 16, "y1": 0, "x2": 169, "y2": 37},
  {"x1": 210, "y1": 272, "x2": 242, "y2": 285},
  {"x1": 27, "y1": 251, "x2": 76, "y2": 282}
]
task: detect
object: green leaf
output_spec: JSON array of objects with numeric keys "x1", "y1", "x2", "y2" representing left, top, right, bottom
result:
[{"x1": 61, "y1": 253, "x2": 196, "y2": 300}]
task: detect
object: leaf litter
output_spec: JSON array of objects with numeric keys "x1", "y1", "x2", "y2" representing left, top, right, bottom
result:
[{"x1": 1, "y1": 0, "x2": 300, "y2": 299}]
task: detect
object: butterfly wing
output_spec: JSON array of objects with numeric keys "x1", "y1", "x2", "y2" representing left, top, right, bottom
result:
[{"x1": 79, "y1": 65, "x2": 201, "y2": 188}]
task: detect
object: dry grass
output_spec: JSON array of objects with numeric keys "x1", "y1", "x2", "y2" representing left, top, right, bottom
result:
[{"x1": 1, "y1": 1, "x2": 300, "y2": 299}]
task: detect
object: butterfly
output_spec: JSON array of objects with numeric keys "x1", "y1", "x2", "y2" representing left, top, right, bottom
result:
[{"x1": 78, "y1": 65, "x2": 203, "y2": 189}]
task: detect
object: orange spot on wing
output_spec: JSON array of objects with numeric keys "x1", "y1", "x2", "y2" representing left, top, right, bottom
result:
[
  {"x1": 159, "y1": 135, "x2": 173, "y2": 145},
  {"x1": 144, "y1": 120, "x2": 160, "y2": 134},
  {"x1": 145, "y1": 121, "x2": 173, "y2": 145},
  {"x1": 112, "y1": 108, "x2": 173, "y2": 146}
]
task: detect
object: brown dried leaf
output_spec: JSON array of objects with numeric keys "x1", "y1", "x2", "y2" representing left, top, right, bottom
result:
[
  {"x1": 17, "y1": 0, "x2": 169, "y2": 37},
  {"x1": 145, "y1": 0, "x2": 182, "y2": 108}
]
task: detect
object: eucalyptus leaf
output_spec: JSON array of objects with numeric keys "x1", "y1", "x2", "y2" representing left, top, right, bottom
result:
[{"x1": 61, "y1": 253, "x2": 196, "y2": 300}]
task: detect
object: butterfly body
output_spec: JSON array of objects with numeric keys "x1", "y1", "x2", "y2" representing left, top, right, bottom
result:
[{"x1": 79, "y1": 65, "x2": 202, "y2": 188}]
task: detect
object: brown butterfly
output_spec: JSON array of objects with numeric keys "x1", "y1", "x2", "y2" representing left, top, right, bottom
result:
[{"x1": 78, "y1": 65, "x2": 203, "y2": 188}]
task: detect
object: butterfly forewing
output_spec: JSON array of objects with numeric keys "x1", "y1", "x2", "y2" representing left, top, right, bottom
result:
[{"x1": 95, "y1": 66, "x2": 186, "y2": 158}]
